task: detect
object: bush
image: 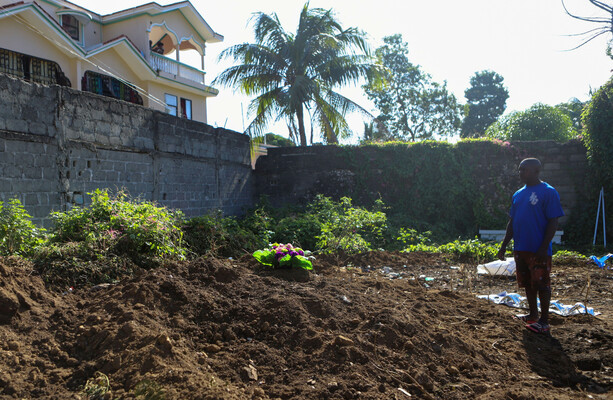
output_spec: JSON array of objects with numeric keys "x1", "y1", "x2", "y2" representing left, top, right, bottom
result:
[
  {"x1": 272, "y1": 214, "x2": 321, "y2": 250},
  {"x1": 552, "y1": 249, "x2": 587, "y2": 266},
  {"x1": 183, "y1": 212, "x2": 266, "y2": 258},
  {"x1": 33, "y1": 189, "x2": 185, "y2": 288},
  {"x1": 404, "y1": 237, "x2": 500, "y2": 263},
  {"x1": 485, "y1": 103, "x2": 576, "y2": 142},
  {"x1": 0, "y1": 198, "x2": 45, "y2": 256},
  {"x1": 310, "y1": 195, "x2": 387, "y2": 254},
  {"x1": 49, "y1": 189, "x2": 185, "y2": 261}
]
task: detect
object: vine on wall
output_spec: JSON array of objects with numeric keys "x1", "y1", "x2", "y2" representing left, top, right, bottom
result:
[{"x1": 337, "y1": 139, "x2": 523, "y2": 239}]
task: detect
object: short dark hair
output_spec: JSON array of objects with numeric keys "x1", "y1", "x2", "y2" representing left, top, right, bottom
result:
[{"x1": 519, "y1": 158, "x2": 541, "y2": 170}]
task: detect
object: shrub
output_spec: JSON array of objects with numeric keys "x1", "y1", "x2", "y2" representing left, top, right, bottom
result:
[
  {"x1": 552, "y1": 249, "x2": 587, "y2": 265},
  {"x1": 272, "y1": 214, "x2": 322, "y2": 250},
  {"x1": 0, "y1": 198, "x2": 45, "y2": 256},
  {"x1": 310, "y1": 195, "x2": 387, "y2": 254},
  {"x1": 49, "y1": 189, "x2": 185, "y2": 262},
  {"x1": 183, "y1": 212, "x2": 265, "y2": 258},
  {"x1": 404, "y1": 237, "x2": 500, "y2": 263}
]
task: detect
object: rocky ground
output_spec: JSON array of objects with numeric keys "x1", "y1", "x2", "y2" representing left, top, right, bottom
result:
[{"x1": 0, "y1": 251, "x2": 612, "y2": 399}]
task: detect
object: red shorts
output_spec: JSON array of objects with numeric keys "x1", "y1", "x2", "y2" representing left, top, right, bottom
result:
[{"x1": 514, "y1": 251, "x2": 551, "y2": 291}]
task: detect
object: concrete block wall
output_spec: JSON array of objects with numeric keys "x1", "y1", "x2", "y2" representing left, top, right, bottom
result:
[
  {"x1": 0, "y1": 73, "x2": 253, "y2": 226},
  {"x1": 255, "y1": 140, "x2": 589, "y2": 231}
]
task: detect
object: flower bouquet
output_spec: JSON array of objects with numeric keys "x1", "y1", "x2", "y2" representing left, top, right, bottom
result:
[{"x1": 252, "y1": 243, "x2": 313, "y2": 270}]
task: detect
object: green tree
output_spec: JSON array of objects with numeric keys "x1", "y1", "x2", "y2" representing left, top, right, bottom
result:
[
  {"x1": 485, "y1": 103, "x2": 576, "y2": 141},
  {"x1": 555, "y1": 98, "x2": 586, "y2": 134},
  {"x1": 361, "y1": 121, "x2": 392, "y2": 143},
  {"x1": 213, "y1": 4, "x2": 381, "y2": 146},
  {"x1": 362, "y1": 34, "x2": 461, "y2": 141},
  {"x1": 565, "y1": 79, "x2": 613, "y2": 246},
  {"x1": 460, "y1": 70, "x2": 509, "y2": 138},
  {"x1": 264, "y1": 133, "x2": 295, "y2": 147}
]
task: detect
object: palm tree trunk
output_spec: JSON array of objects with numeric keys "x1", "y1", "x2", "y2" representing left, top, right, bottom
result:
[{"x1": 297, "y1": 105, "x2": 308, "y2": 146}]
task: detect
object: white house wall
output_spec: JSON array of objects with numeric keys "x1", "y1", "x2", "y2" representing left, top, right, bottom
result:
[
  {"x1": 0, "y1": 17, "x2": 77, "y2": 86},
  {"x1": 101, "y1": 14, "x2": 151, "y2": 57},
  {"x1": 147, "y1": 81, "x2": 207, "y2": 124}
]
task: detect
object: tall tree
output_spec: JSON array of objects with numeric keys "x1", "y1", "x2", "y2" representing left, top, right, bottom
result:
[
  {"x1": 213, "y1": 4, "x2": 381, "y2": 146},
  {"x1": 485, "y1": 103, "x2": 576, "y2": 141},
  {"x1": 460, "y1": 70, "x2": 509, "y2": 138},
  {"x1": 362, "y1": 34, "x2": 461, "y2": 142}
]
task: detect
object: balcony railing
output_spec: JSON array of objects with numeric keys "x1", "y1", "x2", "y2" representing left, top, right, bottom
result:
[
  {"x1": 0, "y1": 48, "x2": 71, "y2": 87},
  {"x1": 149, "y1": 52, "x2": 205, "y2": 85}
]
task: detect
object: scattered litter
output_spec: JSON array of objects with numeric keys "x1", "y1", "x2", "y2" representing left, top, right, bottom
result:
[
  {"x1": 590, "y1": 254, "x2": 612, "y2": 269},
  {"x1": 449, "y1": 266, "x2": 460, "y2": 270},
  {"x1": 424, "y1": 277, "x2": 435, "y2": 282},
  {"x1": 340, "y1": 295, "x2": 352, "y2": 304},
  {"x1": 398, "y1": 387, "x2": 412, "y2": 397},
  {"x1": 90, "y1": 283, "x2": 112, "y2": 292},
  {"x1": 477, "y1": 258, "x2": 516, "y2": 276},
  {"x1": 478, "y1": 291, "x2": 600, "y2": 316}
]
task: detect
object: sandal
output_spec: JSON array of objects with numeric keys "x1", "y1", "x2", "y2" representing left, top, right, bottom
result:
[
  {"x1": 526, "y1": 322, "x2": 550, "y2": 334},
  {"x1": 514, "y1": 314, "x2": 538, "y2": 324}
]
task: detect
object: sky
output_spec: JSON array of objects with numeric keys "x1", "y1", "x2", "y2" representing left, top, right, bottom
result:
[{"x1": 78, "y1": 0, "x2": 613, "y2": 142}]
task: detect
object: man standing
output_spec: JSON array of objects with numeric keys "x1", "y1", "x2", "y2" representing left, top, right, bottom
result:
[{"x1": 498, "y1": 158, "x2": 564, "y2": 334}]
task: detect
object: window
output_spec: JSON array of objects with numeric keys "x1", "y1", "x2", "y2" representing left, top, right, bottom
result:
[
  {"x1": 180, "y1": 98, "x2": 192, "y2": 120},
  {"x1": 61, "y1": 15, "x2": 80, "y2": 41},
  {"x1": 165, "y1": 94, "x2": 177, "y2": 116}
]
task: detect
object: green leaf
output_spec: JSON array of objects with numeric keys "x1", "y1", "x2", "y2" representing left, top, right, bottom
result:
[
  {"x1": 278, "y1": 254, "x2": 292, "y2": 266},
  {"x1": 291, "y1": 255, "x2": 313, "y2": 270},
  {"x1": 253, "y1": 249, "x2": 275, "y2": 266}
]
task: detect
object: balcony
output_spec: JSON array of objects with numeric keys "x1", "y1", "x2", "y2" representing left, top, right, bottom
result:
[{"x1": 149, "y1": 51, "x2": 205, "y2": 85}]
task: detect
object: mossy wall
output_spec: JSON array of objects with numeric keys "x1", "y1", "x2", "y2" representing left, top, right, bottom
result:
[{"x1": 255, "y1": 139, "x2": 588, "y2": 238}]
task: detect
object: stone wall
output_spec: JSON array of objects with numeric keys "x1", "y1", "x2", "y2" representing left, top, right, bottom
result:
[
  {"x1": 255, "y1": 141, "x2": 588, "y2": 232},
  {"x1": 0, "y1": 73, "x2": 253, "y2": 226}
]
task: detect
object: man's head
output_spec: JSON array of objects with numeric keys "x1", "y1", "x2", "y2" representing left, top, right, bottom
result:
[{"x1": 518, "y1": 158, "x2": 541, "y2": 185}]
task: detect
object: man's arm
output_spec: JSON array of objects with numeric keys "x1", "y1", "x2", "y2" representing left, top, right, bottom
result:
[
  {"x1": 536, "y1": 217, "x2": 559, "y2": 259},
  {"x1": 497, "y1": 218, "x2": 513, "y2": 261}
]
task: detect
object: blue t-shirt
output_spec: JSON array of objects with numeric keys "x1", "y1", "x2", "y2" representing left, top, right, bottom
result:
[{"x1": 509, "y1": 182, "x2": 564, "y2": 255}]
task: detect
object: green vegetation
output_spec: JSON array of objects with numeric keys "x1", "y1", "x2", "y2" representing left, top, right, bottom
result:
[
  {"x1": 264, "y1": 133, "x2": 295, "y2": 147},
  {"x1": 80, "y1": 372, "x2": 111, "y2": 400},
  {"x1": 0, "y1": 186, "x2": 600, "y2": 287},
  {"x1": 0, "y1": 198, "x2": 45, "y2": 256},
  {"x1": 460, "y1": 70, "x2": 509, "y2": 138},
  {"x1": 253, "y1": 243, "x2": 313, "y2": 270},
  {"x1": 50, "y1": 189, "x2": 185, "y2": 261},
  {"x1": 485, "y1": 103, "x2": 577, "y2": 142},
  {"x1": 33, "y1": 189, "x2": 186, "y2": 287},
  {"x1": 363, "y1": 34, "x2": 461, "y2": 141}
]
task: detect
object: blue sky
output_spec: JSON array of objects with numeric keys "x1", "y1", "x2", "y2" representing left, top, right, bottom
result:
[{"x1": 80, "y1": 0, "x2": 613, "y2": 141}]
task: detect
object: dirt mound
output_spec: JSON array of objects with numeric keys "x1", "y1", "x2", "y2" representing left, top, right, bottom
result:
[{"x1": 0, "y1": 253, "x2": 611, "y2": 399}]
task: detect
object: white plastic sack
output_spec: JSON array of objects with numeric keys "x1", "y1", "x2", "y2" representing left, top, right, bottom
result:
[{"x1": 477, "y1": 257, "x2": 516, "y2": 276}]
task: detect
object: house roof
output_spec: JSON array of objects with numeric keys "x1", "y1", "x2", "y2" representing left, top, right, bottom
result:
[{"x1": 101, "y1": 1, "x2": 223, "y2": 43}]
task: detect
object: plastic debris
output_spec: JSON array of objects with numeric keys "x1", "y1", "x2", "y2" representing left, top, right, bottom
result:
[
  {"x1": 477, "y1": 258, "x2": 516, "y2": 276},
  {"x1": 477, "y1": 291, "x2": 600, "y2": 316},
  {"x1": 590, "y1": 254, "x2": 612, "y2": 269}
]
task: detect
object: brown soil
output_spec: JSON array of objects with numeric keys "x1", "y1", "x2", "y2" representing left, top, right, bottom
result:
[{"x1": 0, "y1": 251, "x2": 612, "y2": 399}]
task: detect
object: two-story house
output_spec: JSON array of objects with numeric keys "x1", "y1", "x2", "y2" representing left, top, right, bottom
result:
[{"x1": 0, "y1": 0, "x2": 222, "y2": 123}]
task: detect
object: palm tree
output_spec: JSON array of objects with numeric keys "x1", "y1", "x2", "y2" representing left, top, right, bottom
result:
[{"x1": 213, "y1": 3, "x2": 381, "y2": 146}]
